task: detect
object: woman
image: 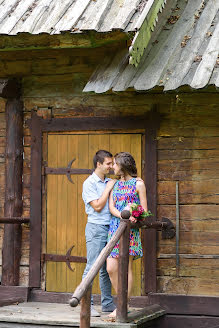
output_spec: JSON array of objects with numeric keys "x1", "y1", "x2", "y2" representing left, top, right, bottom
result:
[{"x1": 107, "y1": 152, "x2": 148, "y2": 318}]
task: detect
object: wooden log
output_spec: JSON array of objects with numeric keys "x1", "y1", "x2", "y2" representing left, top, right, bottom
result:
[
  {"x1": 158, "y1": 315, "x2": 219, "y2": 328},
  {"x1": 80, "y1": 286, "x2": 91, "y2": 328},
  {"x1": 144, "y1": 109, "x2": 159, "y2": 293},
  {"x1": 29, "y1": 111, "x2": 42, "y2": 287},
  {"x1": 157, "y1": 276, "x2": 219, "y2": 296},
  {"x1": 2, "y1": 86, "x2": 23, "y2": 285},
  {"x1": 69, "y1": 220, "x2": 128, "y2": 306},
  {"x1": 0, "y1": 217, "x2": 30, "y2": 224},
  {"x1": 117, "y1": 220, "x2": 130, "y2": 322},
  {"x1": 158, "y1": 137, "x2": 219, "y2": 150},
  {"x1": 158, "y1": 149, "x2": 219, "y2": 160},
  {"x1": 0, "y1": 286, "x2": 29, "y2": 300},
  {"x1": 148, "y1": 293, "x2": 219, "y2": 316}
]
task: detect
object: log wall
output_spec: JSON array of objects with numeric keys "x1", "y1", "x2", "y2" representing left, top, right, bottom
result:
[
  {"x1": 0, "y1": 98, "x2": 6, "y2": 282},
  {"x1": 0, "y1": 46, "x2": 218, "y2": 295}
]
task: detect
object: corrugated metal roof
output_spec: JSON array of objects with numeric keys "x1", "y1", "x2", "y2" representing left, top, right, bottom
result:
[
  {"x1": 0, "y1": 0, "x2": 155, "y2": 35},
  {"x1": 84, "y1": 0, "x2": 219, "y2": 92}
]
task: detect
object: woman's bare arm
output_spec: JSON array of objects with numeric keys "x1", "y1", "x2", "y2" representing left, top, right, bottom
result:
[
  {"x1": 109, "y1": 191, "x2": 121, "y2": 218},
  {"x1": 136, "y1": 180, "x2": 148, "y2": 211}
]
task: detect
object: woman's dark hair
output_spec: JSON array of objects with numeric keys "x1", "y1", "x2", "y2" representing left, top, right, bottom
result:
[
  {"x1": 114, "y1": 152, "x2": 137, "y2": 177},
  {"x1": 93, "y1": 150, "x2": 113, "y2": 168}
]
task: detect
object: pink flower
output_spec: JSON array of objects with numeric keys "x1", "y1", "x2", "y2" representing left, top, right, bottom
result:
[
  {"x1": 132, "y1": 210, "x2": 141, "y2": 218},
  {"x1": 137, "y1": 205, "x2": 144, "y2": 214}
]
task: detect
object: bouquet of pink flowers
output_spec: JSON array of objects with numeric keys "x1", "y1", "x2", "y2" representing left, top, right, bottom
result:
[{"x1": 124, "y1": 203, "x2": 152, "y2": 223}]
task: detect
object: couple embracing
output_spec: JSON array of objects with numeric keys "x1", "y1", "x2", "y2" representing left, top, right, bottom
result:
[{"x1": 81, "y1": 150, "x2": 147, "y2": 318}]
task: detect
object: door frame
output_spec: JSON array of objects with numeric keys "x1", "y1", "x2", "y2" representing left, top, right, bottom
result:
[{"x1": 28, "y1": 109, "x2": 160, "y2": 294}]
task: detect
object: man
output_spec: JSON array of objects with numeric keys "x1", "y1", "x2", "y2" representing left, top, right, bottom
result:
[{"x1": 78, "y1": 150, "x2": 116, "y2": 316}]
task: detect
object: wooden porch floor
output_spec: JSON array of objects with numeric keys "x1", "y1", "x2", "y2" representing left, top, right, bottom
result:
[{"x1": 0, "y1": 302, "x2": 165, "y2": 328}]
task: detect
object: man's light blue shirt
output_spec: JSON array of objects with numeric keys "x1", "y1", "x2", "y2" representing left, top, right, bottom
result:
[{"x1": 82, "y1": 172, "x2": 111, "y2": 225}]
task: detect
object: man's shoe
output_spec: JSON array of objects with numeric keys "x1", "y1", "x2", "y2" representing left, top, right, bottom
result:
[
  {"x1": 91, "y1": 306, "x2": 101, "y2": 317},
  {"x1": 102, "y1": 303, "x2": 116, "y2": 313}
]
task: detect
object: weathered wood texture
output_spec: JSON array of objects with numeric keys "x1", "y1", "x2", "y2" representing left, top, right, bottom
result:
[
  {"x1": 154, "y1": 315, "x2": 219, "y2": 328},
  {"x1": 0, "y1": 286, "x2": 29, "y2": 301},
  {"x1": 80, "y1": 287, "x2": 91, "y2": 328},
  {"x1": 149, "y1": 293, "x2": 219, "y2": 316},
  {"x1": 0, "y1": 47, "x2": 218, "y2": 296},
  {"x1": 117, "y1": 220, "x2": 130, "y2": 322},
  {"x1": 29, "y1": 112, "x2": 42, "y2": 288},
  {"x1": 2, "y1": 95, "x2": 23, "y2": 286},
  {"x1": 144, "y1": 110, "x2": 158, "y2": 294},
  {"x1": 156, "y1": 104, "x2": 219, "y2": 296}
]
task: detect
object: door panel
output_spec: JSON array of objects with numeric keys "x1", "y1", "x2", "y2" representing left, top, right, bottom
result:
[{"x1": 46, "y1": 133, "x2": 142, "y2": 295}]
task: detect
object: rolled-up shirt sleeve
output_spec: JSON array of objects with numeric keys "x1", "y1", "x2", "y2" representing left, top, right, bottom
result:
[{"x1": 82, "y1": 179, "x2": 99, "y2": 205}]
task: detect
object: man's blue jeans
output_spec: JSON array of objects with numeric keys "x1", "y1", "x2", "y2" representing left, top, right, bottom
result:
[{"x1": 82, "y1": 222, "x2": 114, "y2": 309}]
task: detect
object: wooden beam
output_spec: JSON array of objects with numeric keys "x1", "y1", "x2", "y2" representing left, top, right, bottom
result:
[
  {"x1": 144, "y1": 108, "x2": 160, "y2": 294},
  {"x1": 0, "y1": 286, "x2": 29, "y2": 301},
  {"x1": 2, "y1": 80, "x2": 23, "y2": 286},
  {"x1": 80, "y1": 287, "x2": 91, "y2": 328},
  {"x1": 29, "y1": 289, "x2": 149, "y2": 306},
  {"x1": 0, "y1": 31, "x2": 129, "y2": 52},
  {"x1": 29, "y1": 111, "x2": 42, "y2": 287},
  {"x1": 0, "y1": 217, "x2": 30, "y2": 224},
  {"x1": 117, "y1": 220, "x2": 130, "y2": 322},
  {"x1": 158, "y1": 315, "x2": 219, "y2": 328},
  {"x1": 38, "y1": 116, "x2": 150, "y2": 132},
  {"x1": 149, "y1": 293, "x2": 219, "y2": 316}
]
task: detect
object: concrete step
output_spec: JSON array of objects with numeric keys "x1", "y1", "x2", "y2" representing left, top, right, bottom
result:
[{"x1": 0, "y1": 302, "x2": 165, "y2": 328}]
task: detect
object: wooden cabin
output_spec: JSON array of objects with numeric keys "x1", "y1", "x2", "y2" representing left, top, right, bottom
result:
[{"x1": 0, "y1": 0, "x2": 219, "y2": 326}]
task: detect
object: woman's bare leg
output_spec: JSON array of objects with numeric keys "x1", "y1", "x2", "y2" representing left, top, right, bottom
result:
[
  {"x1": 128, "y1": 256, "x2": 134, "y2": 299},
  {"x1": 107, "y1": 257, "x2": 119, "y2": 293},
  {"x1": 107, "y1": 258, "x2": 118, "y2": 318},
  {"x1": 107, "y1": 256, "x2": 134, "y2": 317}
]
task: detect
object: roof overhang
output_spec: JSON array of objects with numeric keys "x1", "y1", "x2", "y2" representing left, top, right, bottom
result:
[
  {"x1": 0, "y1": 31, "x2": 130, "y2": 52},
  {"x1": 129, "y1": 0, "x2": 167, "y2": 67}
]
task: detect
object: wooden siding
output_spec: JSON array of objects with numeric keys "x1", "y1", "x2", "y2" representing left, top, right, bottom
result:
[
  {"x1": 157, "y1": 105, "x2": 219, "y2": 295},
  {"x1": 0, "y1": 47, "x2": 218, "y2": 295},
  {"x1": 0, "y1": 99, "x2": 5, "y2": 281}
]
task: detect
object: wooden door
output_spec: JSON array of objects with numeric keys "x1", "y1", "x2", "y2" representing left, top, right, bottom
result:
[{"x1": 45, "y1": 132, "x2": 143, "y2": 295}]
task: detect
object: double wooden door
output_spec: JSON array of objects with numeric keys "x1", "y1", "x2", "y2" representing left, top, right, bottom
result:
[{"x1": 45, "y1": 132, "x2": 143, "y2": 295}]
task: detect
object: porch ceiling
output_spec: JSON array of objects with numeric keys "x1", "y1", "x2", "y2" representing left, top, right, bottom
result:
[{"x1": 83, "y1": 0, "x2": 219, "y2": 92}]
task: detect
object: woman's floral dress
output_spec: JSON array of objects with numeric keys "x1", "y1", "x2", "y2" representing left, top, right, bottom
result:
[{"x1": 107, "y1": 178, "x2": 143, "y2": 260}]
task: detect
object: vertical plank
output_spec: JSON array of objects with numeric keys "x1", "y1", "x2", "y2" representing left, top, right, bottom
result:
[
  {"x1": 80, "y1": 286, "x2": 91, "y2": 328},
  {"x1": 117, "y1": 221, "x2": 130, "y2": 323},
  {"x1": 66, "y1": 135, "x2": 78, "y2": 292},
  {"x1": 130, "y1": 134, "x2": 141, "y2": 176},
  {"x1": 144, "y1": 112, "x2": 159, "y2": 294},
  {"x1": 46, "y1": 134, "x2": 58, "y2": 291},
  {"x1": 88, "y1": 134, "x2": 110, "y2": 169},
  {"x1": 77, "y1": 135, "x2": 89, "y2": 289},
  {"x1": 110, "y1": 134, "x2": 131, "y2": 156},
  {"x1": 29, "y1": 111, "x2": 42, "y2": 287},
  {"x1": 41, "y1": 132, "x2": 48, "y2": 290},
  {"x1": 56, "y1": 135, "x2": 68, "y2": 292},
  {"x1": 130, "y1": 134, "x2": 142, "y2": 296},
  {"x1": 2, "y1": 97, "x2": 23, "y2": 286}
]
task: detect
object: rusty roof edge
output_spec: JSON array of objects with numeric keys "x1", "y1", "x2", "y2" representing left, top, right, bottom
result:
[{"x1": 129, "y1": 0, "x2": 168, "y2": 67}]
